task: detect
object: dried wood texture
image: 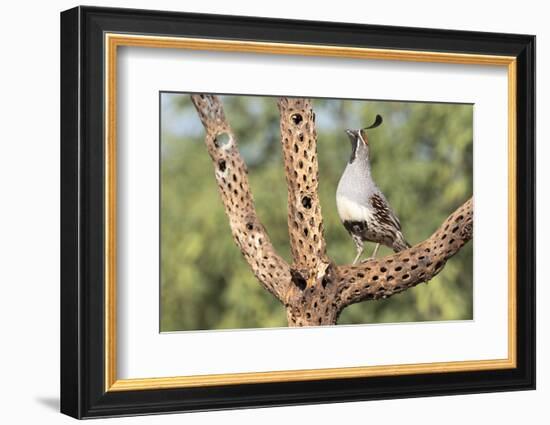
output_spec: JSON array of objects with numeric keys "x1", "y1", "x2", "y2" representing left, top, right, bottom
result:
[
  {"x1": 275, "y1": 98, "x2": 339, "y2": 325},
  {"x1": 335, "y1": 198, "x2": 473, "y2": 308},
  {"x1": 190, "y1": 95, "x2": 291, "y2": 303},
  {"x1": 190, "y1": 94, "x2": 473, "y2": 327},
  {"x1": 277, "y1": 98, "x2": 328, "y2": 271}
]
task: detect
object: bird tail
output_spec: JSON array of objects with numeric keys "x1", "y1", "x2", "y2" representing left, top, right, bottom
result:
[{"x1": 392, "y1": 234, "x2": 411, "y2": 252}]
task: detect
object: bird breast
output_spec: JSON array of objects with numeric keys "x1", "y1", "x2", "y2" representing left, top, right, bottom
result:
[
  {"x1": 336, "y1": 194, "x2": 375, "y2": 224},
  {"x1": 336, "y1": 159, "x2": 375, "y2": 222}
]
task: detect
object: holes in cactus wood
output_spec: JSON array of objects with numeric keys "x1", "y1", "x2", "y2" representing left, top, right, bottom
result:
[
  {"x1": 302, "y1": 196, "x2": 312, "y2": 209},
  {"x1": 213, "y1": 132, "x2": 231, "y2": 148},
  {"x1": 218, "y1": 159, "x2": 226, "y2": 172},
  {"x1": 290, "y1": 113, "x2": 303, "y2": 125},
  {"x1": 291, "y1": 271, "x2": 307, "y2": 291}
]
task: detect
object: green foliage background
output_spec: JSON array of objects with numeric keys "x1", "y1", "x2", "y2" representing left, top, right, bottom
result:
[{"x1": 160, "y1": 93, "x2": 473, "y2": 332}]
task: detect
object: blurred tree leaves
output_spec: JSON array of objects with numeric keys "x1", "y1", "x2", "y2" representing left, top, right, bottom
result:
[{"x1": 160, "y1": 94, "x2": 473, "y2": 332}]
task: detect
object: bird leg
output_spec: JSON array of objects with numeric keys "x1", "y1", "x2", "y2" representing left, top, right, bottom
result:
[
  {"x1": 369, "y1": 243, "x2": 380, "y2": 259},
  {"x1": 352, "y1": 243, "x2": 364, "y2": 265}
]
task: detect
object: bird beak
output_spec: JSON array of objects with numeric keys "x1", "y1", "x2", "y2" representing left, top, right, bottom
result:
[
  {"x1": 346, "y1": 129, "x2": 367, "y2": 146},
  {"x1": 345, "y1": 129, "x2": 358, "y2": 142}
]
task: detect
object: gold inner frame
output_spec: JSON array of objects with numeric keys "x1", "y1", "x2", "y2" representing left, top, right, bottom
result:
[{"x1": 104, "y1": 33, "x2": 517, "y2": 392}]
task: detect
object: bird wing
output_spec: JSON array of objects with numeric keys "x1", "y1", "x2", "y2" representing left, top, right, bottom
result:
[{"x1": 370, "y1": 193, "x2": 402, "y2": 231}]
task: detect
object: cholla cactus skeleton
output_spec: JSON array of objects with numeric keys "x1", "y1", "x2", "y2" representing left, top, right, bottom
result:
[{"x1": 190, "y1": 94, "x2": 473, "y2": 327}]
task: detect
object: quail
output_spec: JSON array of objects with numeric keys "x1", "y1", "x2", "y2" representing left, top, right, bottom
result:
[{"x1": 336, "y1": 115, "x2": 410, "y2": 264}]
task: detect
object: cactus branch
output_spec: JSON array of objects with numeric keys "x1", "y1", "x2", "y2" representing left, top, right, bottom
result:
[
  {"x1": 335, "y1": 198, "x2": 473, "y2": 308},
  {"x1": 190, "y1": 94, "x2": 291, "y2": 303},
  {"x1": 190, "y1": 94, "x2": 473, "y2": 326}
]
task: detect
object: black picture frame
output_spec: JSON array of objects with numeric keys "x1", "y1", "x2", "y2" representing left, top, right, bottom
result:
[{"x1": 61, "y1": 5, "x2": 535, "y2": 419}]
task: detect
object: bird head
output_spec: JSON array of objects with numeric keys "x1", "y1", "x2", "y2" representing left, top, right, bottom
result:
[{"x1": 345, "y1": 114, "x2": 383, "y2": 164}]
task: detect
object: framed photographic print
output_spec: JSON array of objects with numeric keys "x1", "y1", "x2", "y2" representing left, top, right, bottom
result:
[{"x1": 60, "y1": 6, "x2": 535, "y2": 419}]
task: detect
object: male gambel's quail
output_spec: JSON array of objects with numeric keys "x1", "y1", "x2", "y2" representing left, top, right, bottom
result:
[{"x1": 336, "y1": 115, "x2": 410, "y2": 264}]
